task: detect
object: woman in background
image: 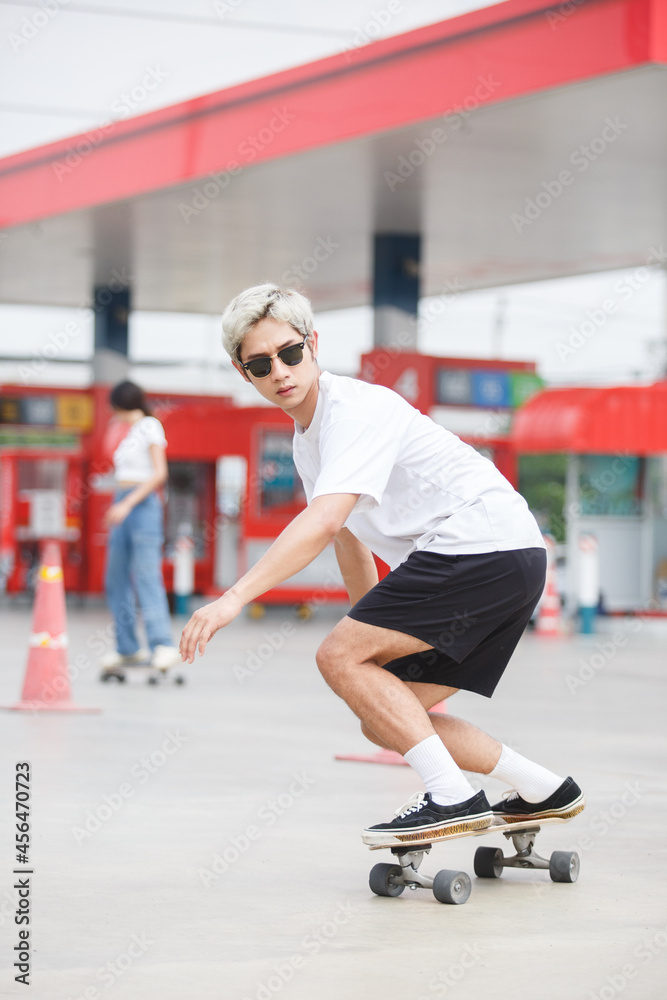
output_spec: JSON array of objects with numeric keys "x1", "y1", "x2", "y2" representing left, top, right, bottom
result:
[{"x1": 100, "y1": 380, "x2": 180, "y2": 672}]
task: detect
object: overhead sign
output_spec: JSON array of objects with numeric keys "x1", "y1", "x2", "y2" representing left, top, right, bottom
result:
[
  {"x1": 436, "y1": 367, "x2": 543, "y2": 409},
  {"x1": 0, "y1": 394, "x2": 93, "y2": 431},
  {"x1": 0, "y1": 398, "x2": 21, "y2": 424},
  {"x1": 509, "y1": 372, "x2": 544, "y2": 407},
  {"x1": 436, "y1": 369, "x2": 472, "y2": 406},
  {"x1": 0, "y1": 428, "x2": 79, "y2": 449},
  {"x1": 56, "y1": 394, "x2": 94, "y2": 431},
  {"x1": 22, "y1": 396, "x2": 56, "y2": 426},
  {"x1": 471, "y1": 371, "x2": 510, "y2": 408}
]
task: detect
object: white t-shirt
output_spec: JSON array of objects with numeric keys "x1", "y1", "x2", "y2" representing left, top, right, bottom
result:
[
  {"x1": 113, "y1": 416, "x2": 167, "y2": 483},
  {"x1": 292, "y1": 371, "x2": 544, "y2": 570}
]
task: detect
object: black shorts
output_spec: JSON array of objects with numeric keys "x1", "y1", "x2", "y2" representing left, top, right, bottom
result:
[{"x1": 347, "y1": 547, "x2": 546, "y2": 698}]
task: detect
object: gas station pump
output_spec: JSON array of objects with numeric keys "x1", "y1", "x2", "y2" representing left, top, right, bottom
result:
[
  {"x1": 0, "y1": 452, "x2": 84, "y2": 593},
  {"x1": 239, "y1": 418, "x2": 347, "y2": 612},
  {"x1": 161, "y1": 402, "x2": 348, "y2": 610},
  {"x1": 0, "y1": 388, "x2": 93, "y2": 594},
  {"x1": 162, "y1": 461, "x2": 217, "y2": 597}
]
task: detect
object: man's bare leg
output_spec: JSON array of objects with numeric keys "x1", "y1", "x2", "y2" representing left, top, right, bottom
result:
[
  {"x1": 319, "y1": 620, "x2": 574, "y2": 819},
  {"x1": 360, "y1": 681, "x2": 502, "y2": 774},
  {"x1": 319, "y1": 619, "x2": 499, "y2": 840},
  {"x1": 358, "y1": 678, "x2": 578, "y2": 819},
  {"x1": 317, "y1": 619, "x2": 500, "y2": 771},
  {"x1": 316, "y1": 618, "x2": 445, "y2": 755},
  {"x1": 318, "y1": 616, "x2": 495, "y2": 814}
]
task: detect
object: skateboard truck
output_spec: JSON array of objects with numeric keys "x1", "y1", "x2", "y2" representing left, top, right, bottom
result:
[
  {"x1": 394, "y1": 846, "x2": 434, "y2": 890},
  {"x1": 369, "y1": 844, "x2": 472, "y2": 904},
  {"x1": 503, "y1": 826, "x2": 550, "y2": 869},
  {"x1": 473, "y1": 824, "x2": 580, "y2": 882}
]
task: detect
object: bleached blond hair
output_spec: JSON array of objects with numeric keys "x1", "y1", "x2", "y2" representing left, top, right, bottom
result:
[{"x1": 221, "y1": 284, "x2": 314, "y2": 361}]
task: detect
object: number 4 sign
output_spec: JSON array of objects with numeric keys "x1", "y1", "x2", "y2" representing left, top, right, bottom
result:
[{"x1": 392, "y1": 368, "x2": 419, "y2": 403}]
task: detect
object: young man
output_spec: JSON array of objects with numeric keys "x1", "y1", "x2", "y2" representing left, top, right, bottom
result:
[{"x1": 180, "y1": 284, "x2": 585, "y2": 847}]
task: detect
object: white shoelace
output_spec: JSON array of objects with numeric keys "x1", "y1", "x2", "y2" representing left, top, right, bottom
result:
[
  {"x1": 502, "y1": 789, "x2": 521, "y2": 802},
  {"x1": 394, "y1": 792, "x2": 428, "y2": 819}
]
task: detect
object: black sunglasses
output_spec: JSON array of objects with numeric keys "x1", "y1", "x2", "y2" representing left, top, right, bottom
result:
[{"x1": 240, "y1": 336, "x2": 308, "y2": 379}]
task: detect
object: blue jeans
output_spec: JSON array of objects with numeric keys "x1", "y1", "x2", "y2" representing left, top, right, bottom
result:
[{"x1": 105, "y1": 490, "x2": 173, "y2": 655}]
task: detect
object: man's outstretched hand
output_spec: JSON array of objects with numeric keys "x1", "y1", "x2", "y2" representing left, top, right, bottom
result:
[{"x1": 179, "y1": 592, "x2": 244, "y2": 663}]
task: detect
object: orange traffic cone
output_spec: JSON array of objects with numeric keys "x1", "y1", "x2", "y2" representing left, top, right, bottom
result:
[
  {"x1": 535, "y1": 536, "x2": 562, "y2": 638},
  {"x1": 2, "y1": 540, "x2": 100, "y2": 713},
  {"x1": 335, "y1": 700, "x2": 448, "y2": 765}
]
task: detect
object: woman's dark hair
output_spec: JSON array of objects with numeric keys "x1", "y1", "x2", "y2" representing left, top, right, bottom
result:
[{"x1": 109, "y1": 380, "x2": 151, "y2": 416}]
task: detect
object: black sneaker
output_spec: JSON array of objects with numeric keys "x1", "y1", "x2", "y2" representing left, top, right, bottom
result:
[
  {"x1": 490, "y1": 777, "x2": 585, "y2": 824},
  {"x1": 362, "y1": 790, "x2": 493, "y2": 847}
]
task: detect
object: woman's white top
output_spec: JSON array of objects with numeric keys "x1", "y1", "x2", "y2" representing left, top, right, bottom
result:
[
  {"x1": 113, "y1": 416, "x2": 167, "y2": 483},
  {"x1": 293, "y1": 371, "x2": 545, "y2": 571}
]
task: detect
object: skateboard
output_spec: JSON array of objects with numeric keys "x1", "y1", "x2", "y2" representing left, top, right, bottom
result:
[
  {"x1": 99, "y1": 660, "x2": 185, "y2": 685},
  {"x1": 367, "y1": 814, "x2": 581, "y2": 905}
]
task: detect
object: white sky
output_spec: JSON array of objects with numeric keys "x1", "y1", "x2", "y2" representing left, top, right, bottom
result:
[{"x1": 0, "y1": 0, "x2": 664, "y2": 398}]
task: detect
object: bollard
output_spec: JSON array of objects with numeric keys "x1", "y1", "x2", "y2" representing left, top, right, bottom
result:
[
  {"x1": 173, "y1": 522, "x2": 195, "y2": 616},
  {"x1": 578, "y1": 532, "x2": 599, "y2": 634}
]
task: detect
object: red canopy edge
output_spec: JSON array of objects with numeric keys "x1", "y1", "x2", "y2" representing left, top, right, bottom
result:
[
  {"x1": 0, "y1": 0, "x2": 662, "y2": 228},
  {"x1": 512, "y1": 382, "x2": 667, "y2": 454}
]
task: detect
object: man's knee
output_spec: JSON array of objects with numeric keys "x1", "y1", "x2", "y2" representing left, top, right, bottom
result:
[
  {"x1": 315, "y1": 636, "x2": 339, "y2": 679},
  {"x1": 360, "y1": 721, "x2": 386, "y2": 748},
  {"x1": 316, "y1": 636, "x2": 359, "y2": 689}
]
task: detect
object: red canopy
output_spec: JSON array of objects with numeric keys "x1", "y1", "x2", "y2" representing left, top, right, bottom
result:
[
  {"x1": 1, "y1": 0, "x2": 667, "y2": 314},
  {"x1": 512, "y1": 382, "x2": 667, "y2": 454}
]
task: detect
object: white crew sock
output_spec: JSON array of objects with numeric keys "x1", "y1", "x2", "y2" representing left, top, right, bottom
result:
[
  {"x1": 489, "y1": 745, "x2": 564, "y2": 803},
  {"x1": 404, "y1": 734, "x2": 476, "y2": 806}
]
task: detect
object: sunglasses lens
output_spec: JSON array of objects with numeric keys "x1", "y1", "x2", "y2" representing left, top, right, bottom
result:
[
  {"x1": 279, "y1": 343, "x2": 305, "y2": 367},
  {"x1": 244, "y1": 340, "x2": 306, "y2": 378},
  {"x1": 246, "y1": 358, "x2": 272, "y2": 378}
]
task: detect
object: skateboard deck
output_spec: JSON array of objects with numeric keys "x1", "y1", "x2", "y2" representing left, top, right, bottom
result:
[
  {"x1": 366, "y1": 807, "x2": 584, "y2": 905},
  {"x1": 366, "y1": 810, "x2": 582, "y2": 850}
]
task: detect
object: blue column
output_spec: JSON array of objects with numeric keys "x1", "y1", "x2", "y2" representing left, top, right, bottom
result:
[
  {"x1": 92, "y1": 286, "x2": 130, "y2": 384},
  {"x1": 373, "y1": 234, "x2": 420, "y2": 350}
]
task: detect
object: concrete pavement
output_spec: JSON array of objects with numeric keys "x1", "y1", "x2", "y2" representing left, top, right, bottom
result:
[{"x1": 0, "y1": 601, "x2": 665, "y2": 1000}]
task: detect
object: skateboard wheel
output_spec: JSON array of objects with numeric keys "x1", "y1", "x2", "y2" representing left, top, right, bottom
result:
[
  {"x1": 369, "y1": 863, "x2": 404, "y2": 897},
  {"x1": 248, "y1": 603, "x2": 266, "y2": 620},
  {"x1": 549, "y1": 850, "x2": 580, "y2": 883},
  {"x1": 175, "y1": 675, "x2": 185, "y2": 685},
  {"x1": 432, "y1": 869, "x2": 472, "y2": 905},
  {"x1": 474, "y1": 846, "x2": 504, "y2": 879},
  {"x1": 294, "y1": 603, "x2": 313, "y2": 621},
  {"x1": 147, "y1": 675, "x2": 159, "y2": 685}
]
